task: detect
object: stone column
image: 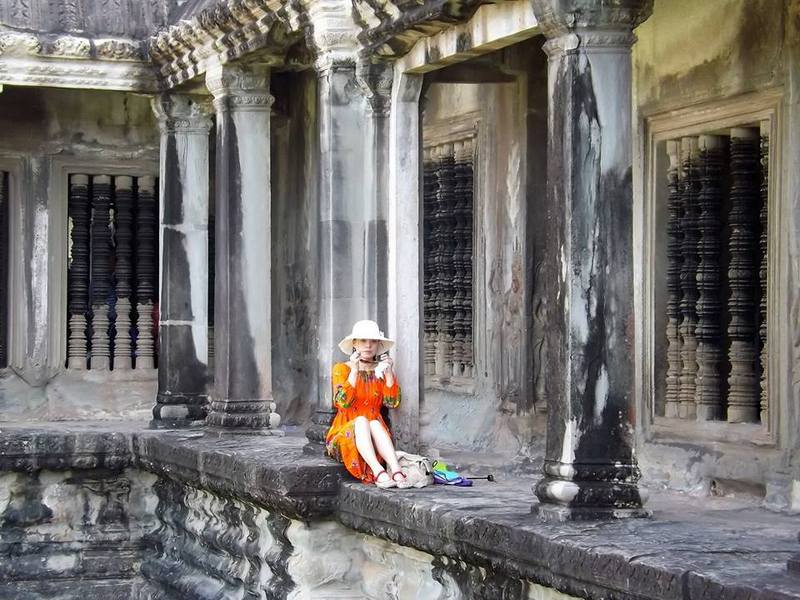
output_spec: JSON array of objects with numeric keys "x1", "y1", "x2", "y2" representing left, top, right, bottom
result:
[
  {"x1": 305, "y1": 60, "x2": 388, "y2": 450},
  {"x1": 530, "y1": 0, "x2": 653, "y2": 520},
  {"x1": 151, "y1": 94, "x2": 213, "y2": 426},
  {"x1": 205, "y1": 62, "x2": 280, "y2": 431},
  {"x1": 386, "y1": 69, "x2": 424, "y2": 451}
]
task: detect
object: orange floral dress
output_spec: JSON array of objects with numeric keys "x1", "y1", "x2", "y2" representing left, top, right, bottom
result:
[{"x1": 325, "y1": 362, "x2": 401, "y2": 482}]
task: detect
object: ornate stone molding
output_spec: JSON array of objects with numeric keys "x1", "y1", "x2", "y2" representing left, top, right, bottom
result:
[
  {"x1": 351, "y1": 0, "x2": 492, "y2": 59},
  {"x1": 148, "y1": 1, "x2": 303, "y2": 90},
  {"x1": 206, "y1": 62, "x2": 275, "y2": 111},
  {"x1": 0, "y1": 56, "x2": 158, "y2": 91},
  {"x1": 151, "y1": 94, "x2": 213, "y2": 134},
  {"x1": 0, "y1": 31, "x2": 144, "y2": 61}
]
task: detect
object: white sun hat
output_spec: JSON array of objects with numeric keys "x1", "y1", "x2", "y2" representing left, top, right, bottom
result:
[{"x1": 338, "y1": 320, "x2": 395, "y2": 355}]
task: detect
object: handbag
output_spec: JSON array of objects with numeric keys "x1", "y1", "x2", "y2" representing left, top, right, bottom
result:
[{"x1": 395, "y1": 450, "x2": 434, "y2": 488}]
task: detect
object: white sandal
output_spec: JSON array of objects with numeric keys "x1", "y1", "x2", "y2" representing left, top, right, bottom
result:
[
  {"x1": 393, "y1": 471, "x2": 413, "y2": 489},
  {"x1": 374, "y1": 469, "x2": 396, "y2": 489}
]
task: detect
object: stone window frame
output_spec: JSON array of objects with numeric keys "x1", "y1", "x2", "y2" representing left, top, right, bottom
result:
[
  {"x1": 638, "y1": 88, "x2": 784, "y2": 448},
  {"x1": 422, "y1": 111, "x2": 480, "y2": 395},
  {"x1": 48, "y1": 157, "x2": 159, "y2": 374},
  {"x1": 0, "y1": 155, "x2": 25, "y2": 372}
]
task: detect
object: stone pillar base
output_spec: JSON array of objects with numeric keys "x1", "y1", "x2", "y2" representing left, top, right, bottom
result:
[
  {"x1": 206, "y1": 399, "x2": 281, "y2": 430},
  {"x1": 533, "y1": 503, "x2": 651, "y2": 522},
  {"x1": 151, "y1": 392, "x2": 208, "y2": 428},
  {"x1": 534, "y1": 473, "x2": 650, "y2": 521},
  {"x1": 304, "y1": 408, "x2": 336, "y2": 454}
]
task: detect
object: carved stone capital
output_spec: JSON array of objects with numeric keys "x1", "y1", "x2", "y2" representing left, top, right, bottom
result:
[
  {"x1": 356, "y1": 60, "x2": 393, "y2": 116},
  {"x1": 206, "y1": 62, "x2": 275, "y2": 111},
  {"x1": 530, "y1": 0, "x2": 653, "y2": 39},
  {"x1": 151, "y1": 94, "x2": 213, "y2": 134},
  {"x1": 304, "y1": 0, "x2": 361, "y2": 69}
]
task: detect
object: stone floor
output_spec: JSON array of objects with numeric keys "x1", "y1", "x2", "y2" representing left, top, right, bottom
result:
[{"x1": 1, "y1": 421, "x2": 798, "y2": 599}]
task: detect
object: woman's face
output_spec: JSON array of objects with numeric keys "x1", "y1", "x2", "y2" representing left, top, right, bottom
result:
[{"x1": 353, "y1": 339, "x2": 378, "y2": 361}]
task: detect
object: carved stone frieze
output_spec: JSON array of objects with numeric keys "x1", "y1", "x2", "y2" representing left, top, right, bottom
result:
[
  {"x1": 44, "y1": 35, "x2": 91, "y2": 58},
  {"x1": 0, "y1": 56, "x2": 158, "y2": 91},
  {"x1": 0, "y1": 32, "x2": 42, "y2": 56},
  {"x1": 95, "y1": 38, "x2": 145, "y2": 61}
]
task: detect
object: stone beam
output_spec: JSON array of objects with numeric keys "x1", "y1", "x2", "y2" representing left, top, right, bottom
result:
[
  {"x1": 205, "y1": 62, "x2": 280, "y2": 431},
  {"x1": 530, "y1": 0, "x2": 653, "y2": 520},
  {"x1": 396, "y1": 2, "x2": 540, "y2": 74},
  {"x1": 151, "y1": 94, "x2": 213, "y2": 426}
]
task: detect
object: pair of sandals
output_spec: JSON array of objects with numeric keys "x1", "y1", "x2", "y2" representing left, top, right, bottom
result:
[{"x1": 374, "y1": 469, "x2": 412, "y2": 489}]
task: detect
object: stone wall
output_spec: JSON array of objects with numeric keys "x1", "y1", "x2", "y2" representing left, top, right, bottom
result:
[
  {"x1": 270, "y1": 71, "x2": 320, "y2": 426},
  {"x1": 418, "y1": 39, "x2": 549, "y2": 459},
  {"x1": 0, "y1": 86, "x2": 159, "y2": 422},
  {"x1": 0, "y1": 467, "x2": 158, "y2": 599},
  {"x1": 631, "y1": 0, "x2": 800, "y2": 506}
]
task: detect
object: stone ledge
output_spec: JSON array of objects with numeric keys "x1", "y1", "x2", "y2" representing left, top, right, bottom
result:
[
  {"x1": 132, "y1": 429, "x2": 347, "y2": 520},
  {"x1": 336, "y1": 479, "x2": 800, "y2": 600},
  {"x1": 3, "y1": 424, "x2": 800, "y2": 599},
  {"x1": 0, "y1": 423, "x2": 347, "y2": 520}
]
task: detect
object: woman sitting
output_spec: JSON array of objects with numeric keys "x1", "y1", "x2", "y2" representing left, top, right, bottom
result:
[{"x1": 325, "y1": 320, "x2": 409, "y2": 489}]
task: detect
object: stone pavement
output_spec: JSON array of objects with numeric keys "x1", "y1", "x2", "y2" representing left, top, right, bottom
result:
[{"x1": 0, "y1": 422, "x2": 798, "y2": 599}]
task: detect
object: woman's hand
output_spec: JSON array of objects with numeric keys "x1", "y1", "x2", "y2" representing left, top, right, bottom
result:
[
  {"x1": 347, "y1": 351, "x2": 360, "y2": 387},
  {"x1": 377, "y1": 356, "x2": 395, "y2": 386},
  {"x1": 348, "y1": 350, "x2": 360, "y2": 371}
]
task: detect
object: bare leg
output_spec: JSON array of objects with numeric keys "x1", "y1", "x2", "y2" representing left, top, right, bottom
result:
[
  {"x1": 369, "y1": 420, "x2": 402, "y2": 475},
  {"x1": 354, "y1": 416, "x2": 388, "y2": 480}
]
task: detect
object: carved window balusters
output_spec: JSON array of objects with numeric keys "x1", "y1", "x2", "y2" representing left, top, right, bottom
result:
[
  {"x1": 662, "y1": 127, "x2": 769, "y2": 424},
  {"x1": 90, "y1": 175, "x2": 114, "y2": 370},
  {"x1": 759, "y1": 132, "x2": 769, "y2": 423},
  {"x1": 67, "y1": 175, "x2": 91, "y2": 369},
  {"x1": 135, "y1": 177, "x2": 158, "y2": 370},
  {"x1": 664, "y1": 141, "x2": 683, "y2": 418},
  {"x1": 679, "y1": 137, "x2": 700, "y2": 420},
  {"x1": 0, "y1": 171, "x2": 7, "y2": 369},
  {"x1": 694, "y1": 135, "x2": 725, "y2": 421},
  {"x1": 423, "y1": 148, "x2": 438, "y2": 376},
  {"x1": 422, "y1": 137, "x2": 475, "y2": 383},
  {"x1": 66, "y1": 174, "x2": 159, "y2": 370},
  {"x1": 113, "y1": 177, "x2": 135, "y2": 370},
  {"x1": 726, "y1": 129, "x2": 761, "y2": 423}
]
